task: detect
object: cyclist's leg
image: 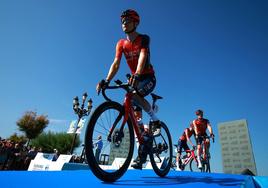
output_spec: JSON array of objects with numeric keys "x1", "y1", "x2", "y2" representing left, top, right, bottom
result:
[
  {"x1": 205, "y1": 137, "x2": 210, "y2": 158},
  {"x1": 131, "y1": 130, "x2": 152, "y2": 169},
  {"x1": 195, "y1": 136, "x2": 203, "y2": 168},
  {"x1": 131, "y1": 105, "x2": 154, "y2": 169},
  {"x1": 132, "y1": 74, "x2": 158, "y2": 122},
  {"x1": 133, "y1": 106, "x2": 145, "y2": 132},
  {"x1": 180, "y1": 140, "x2": 190, "y2": 170},
  {"x1": 176, "y1": 139, "x2": 183, "y2": 170},
  {"x1": 184, "y1": 143, "x2": 191, "y2": 158},
  {"x1": 131, "y1": 75, "x2": 159, "y2": 169},
  {"x1": 132, "y1": 94, "x2": 158, "y2": 121}
]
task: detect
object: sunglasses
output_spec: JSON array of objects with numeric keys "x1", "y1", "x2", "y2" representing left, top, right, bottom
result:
[{"x1": 121, "y1": 18, "x2": 133, "y2": 24}]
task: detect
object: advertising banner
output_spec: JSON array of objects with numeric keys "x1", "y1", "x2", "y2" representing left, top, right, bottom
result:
[{"x1": 28, "y1": 153, "x2": 72, "y2": 171}]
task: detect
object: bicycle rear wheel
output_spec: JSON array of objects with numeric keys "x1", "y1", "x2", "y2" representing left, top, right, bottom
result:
[
  {"x1": 84, "y1": 101, "x2": 134, "y2": 182},
  {"x1": 189, "y1": 158, "x2": 202, "y2": 172},
  {"x1": 149, "y1": 121, "x2": 173, "y2": 177}
]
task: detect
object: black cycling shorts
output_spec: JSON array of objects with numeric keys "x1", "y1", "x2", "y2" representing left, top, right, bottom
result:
[
  {"x1": 133, "y1": 74, "x2": 156, "y2": 112},
  {"x1": 136, "y1": 74, "x2": 156, "y2": 97},
  {"x1": 195, "y1": 133, "x2": 208, "y2": 145},
  {"x1": 177, "y1": 139, "x2": 190, "y2": 154}
]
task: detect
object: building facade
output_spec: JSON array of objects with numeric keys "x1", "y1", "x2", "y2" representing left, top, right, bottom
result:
[
  {"x1": 218, "y1": 119, "x2": 257, "y2": 175},
  {"x1": 108, "y1": 128, "x2": 130, "y2": 165}
]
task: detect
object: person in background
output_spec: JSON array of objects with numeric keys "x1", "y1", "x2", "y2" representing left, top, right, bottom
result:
[
  {"x1": 192, "y1": 109, "x2": 214, "y2": 169},
  {"x1": 176, "y1": 124, "x2": 195, "y2": 170},
  {"x1": 94, "y1": 135, "x2": 103, "y2": 164}
]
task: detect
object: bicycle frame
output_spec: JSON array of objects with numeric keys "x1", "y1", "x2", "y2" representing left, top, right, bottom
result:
[
  {"x1": 199, "y1": 136, "x2": 211, "y2": 161},
  {"x1": 181, "y1": 149, "x2": 198, "y2": 166},
  {"x1": 106, "y1": 89, "x2": 144, "y2": 146},
  {"x1": 85, "y1": 78, "x2": 172, "y2": 182}
]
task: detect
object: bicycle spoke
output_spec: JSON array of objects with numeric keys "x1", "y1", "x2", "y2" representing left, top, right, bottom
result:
[
  {"x1": 96, "y1": 121, "x2": 110, "y2": 132},
  {"x1": 85, "y1": 101, "x2": 133, "y2": 181},
  {"x1": 104, "y1": 109, "x2": 110, "y2": 129}
]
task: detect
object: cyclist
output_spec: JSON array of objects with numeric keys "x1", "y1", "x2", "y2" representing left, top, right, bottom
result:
[
  {"x1": 192, "y1": 109, "x2": 214, "y2": 169},
  {"x1": 96, "y1": 9, "x2": 161, "y2": 170},
  {"x1": 176, "y1": 124, "x2": 195, "y2": 170}
]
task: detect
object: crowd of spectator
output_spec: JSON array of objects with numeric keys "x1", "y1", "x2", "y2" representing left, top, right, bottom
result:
[
  {"x1": 0, "y1": 136, "x2": 87, "y2": 170},
  {"x1": 0, "y1": 137, "x2": 39, "y2": 170}
]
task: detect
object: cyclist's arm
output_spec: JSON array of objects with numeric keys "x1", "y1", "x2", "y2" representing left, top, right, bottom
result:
[
  {"x1": 207, "y1": 122, "x2": 214, "y2": 136},
  {"x1": 106, "y1": 57, "x2": 121, "y2": 82},
  {"x1": 185, "y1": 130, "x2": 194, "y2": 147},
  {"x1": 135, "y1": 35, "x2": 149, "y2": 75},
  {"x1": 135, "y1": 49, "x2": 147, "y2": 75},
  {"x1": 106, "y1": 41, "x2": 123, "y2": 81},
  {"x1": 192, "y1": 120, "x2": 198, "y2": 136}
]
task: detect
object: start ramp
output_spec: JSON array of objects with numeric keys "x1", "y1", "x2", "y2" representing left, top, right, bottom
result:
[{"x1": 0, "y1": 168, "x2": 267, "y2": 188}]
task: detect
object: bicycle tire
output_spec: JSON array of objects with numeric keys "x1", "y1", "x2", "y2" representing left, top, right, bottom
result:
[
  {"x1": 84, "y1": 101, "x2": 134, "y2": 182},
  {"x1": 203, "y1": 158, "x2": 211, "y2": 173},
  {"x1": 205, "y1": 151, "x2": 211, "y2": 173},
  {"x1": 189, "y1": 158, "x2": 202, "y2": 172},
  {"x1": 149, "y1": 121, "x2": 173, "y2": 177}
]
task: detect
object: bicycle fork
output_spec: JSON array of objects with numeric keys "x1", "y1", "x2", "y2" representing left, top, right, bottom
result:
[{"x1": 107, "y1": 92, "x2": 143, "y2": 145}]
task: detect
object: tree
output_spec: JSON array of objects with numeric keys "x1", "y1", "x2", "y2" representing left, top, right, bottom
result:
[
  {"x1": 16, "y1": 111, "x2": 49, "y2": 146},
  {"x1": 30, "y1": 132, "x2": 81, "y2": 154},
  {"x1": 8, "y1": 133, "x2": 27, "y2": 145}
]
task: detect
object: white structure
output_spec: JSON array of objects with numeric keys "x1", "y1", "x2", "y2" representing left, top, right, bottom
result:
[
  {"x1": 218, "y1": 119, "x2": 257, "y2": 175},
  {"x1": 28, "y1": 153, "x2": 72, "y2": 171}
]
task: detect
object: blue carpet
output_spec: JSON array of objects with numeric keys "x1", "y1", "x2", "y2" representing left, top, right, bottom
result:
[
  {"x1": 0, "y1": 169, "x2": 262, "y2": 188},
  {"x1": 253, "y1": 176, "x2": 268, "y2": 188}
]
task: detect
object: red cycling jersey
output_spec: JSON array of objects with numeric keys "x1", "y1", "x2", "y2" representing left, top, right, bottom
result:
[
  {"x1": 192, "y1": 118, "x2": 210, "y2": 135},
  {"x1": 115, "y1": 34, "x2": 155, "y2": 75},
  {"x1": 180, "y1": 128, "x2": 194, "y2": 141}
]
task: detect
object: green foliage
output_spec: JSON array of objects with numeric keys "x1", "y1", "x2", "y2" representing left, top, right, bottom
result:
[
  {"x1": 16, "y1": 111, "x2": 49, "y2": 141},
  {"x1": 8, "y1": 133, "x2": 27, "y2": 144},
  {"x1": 30, "y1": 131, "x2": 81, "y2": 154}
]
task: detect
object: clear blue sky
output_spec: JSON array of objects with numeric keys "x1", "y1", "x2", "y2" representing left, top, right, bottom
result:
[{"x1": 0, "y1": 1, "x2": 267, "y2": 176}]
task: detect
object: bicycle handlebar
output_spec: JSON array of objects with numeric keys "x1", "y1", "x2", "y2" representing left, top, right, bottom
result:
[{"x1": 101, "y1": 79, "x2": 133, "y2": 101}]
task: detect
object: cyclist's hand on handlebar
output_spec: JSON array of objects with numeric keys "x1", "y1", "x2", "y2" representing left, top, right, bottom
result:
[
  {"x1": 129, "y1": 74, "x2": 140, "y2": 89},
  {"x1": 96, "y1": 79, "x2": 110, "y2": 95},
  {"x1": 210, "y1": 133, "x2": 215, "y2": 143}
]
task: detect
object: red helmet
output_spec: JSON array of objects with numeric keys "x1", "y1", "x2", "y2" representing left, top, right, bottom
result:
[
  {"x1": 121, "y1": 9, "x2": 140, "y2": 24},
  {"x1": 195, "y1": 109, "x2": 203, "y2": 116}
]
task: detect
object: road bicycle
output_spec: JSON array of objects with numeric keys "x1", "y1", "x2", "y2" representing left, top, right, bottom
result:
[
  {"x1": 172, "y1": 146, "x2": 203, "y2": 172},
  {"x1": 198, "y1": 135, "x2": 214, "y2": 173},
  {"x1": 172, "y1": 134, "x2": 214, "y2": 173},
  {"x1": 84, "y1": 77, "x2": 173, "y2": 182}
]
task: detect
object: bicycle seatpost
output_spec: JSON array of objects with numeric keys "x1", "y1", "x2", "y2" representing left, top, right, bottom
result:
[{"x1": 152, "y1": 99, "x2": 156, "y2": 110}]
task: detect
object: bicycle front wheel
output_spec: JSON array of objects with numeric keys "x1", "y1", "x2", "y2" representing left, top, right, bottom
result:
[
  {"x1": 150, "y1": 121, "x2": 173, "y2": 177},
  {"x1": 84, "y1": 101, "x2": 134, "y2": 182},
  {"x1": 203, "y1": 158, "x2": 211, "y2": 173}
]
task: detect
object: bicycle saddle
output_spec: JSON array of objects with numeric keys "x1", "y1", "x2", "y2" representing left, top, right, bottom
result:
[{"x1": 151, "y1": 93, "x2": 163, "y2": 100}]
